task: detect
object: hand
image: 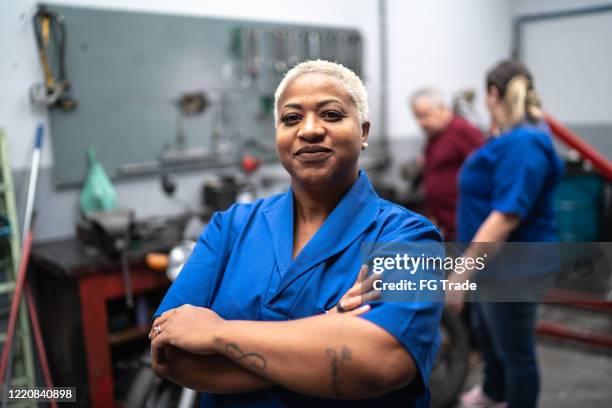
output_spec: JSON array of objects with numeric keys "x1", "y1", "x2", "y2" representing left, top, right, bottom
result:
[
  {"x1": 327, "y1": 265, "x2": 380, "y2": 315},
  {"x1": 445, "y1": 272, "x2": 467, "y2": 313},
  {"x1": 150, "y1": 304, "x2": 224, "y2": 356}
]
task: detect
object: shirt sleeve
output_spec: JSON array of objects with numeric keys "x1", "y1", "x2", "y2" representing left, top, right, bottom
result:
[
  {"x1": 153, "y1": 211, "x2": 225, "y2": 319},
  {"x1": 492, "y1": 135, "x2": 551, "y2": 218},
  {"x1": 359, "y1": 220, "x2": 444, "y2": 396}
]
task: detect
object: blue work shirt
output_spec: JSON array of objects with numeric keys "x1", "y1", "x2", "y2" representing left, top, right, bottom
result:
[
  {"x1": 457, "y1": 124, "x2": 564, "y2": 243},
  {"x1": 155, "y1": 171, "x2": 444, "y2": 407}
]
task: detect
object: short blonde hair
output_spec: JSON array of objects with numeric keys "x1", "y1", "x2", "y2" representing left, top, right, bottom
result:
[{"x1": 273, "y1": 59, "x2": 369, "y2": 126}]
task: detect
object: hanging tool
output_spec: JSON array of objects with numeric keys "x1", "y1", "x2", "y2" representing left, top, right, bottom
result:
[
  {"x1": 307, "y1": 31, "x2": 321, "y2": 60},
  {"x1": 29, "y1": 6, "x2": 76, "y2": 111},
  {"x1": 0, "y1": 125, "x2": 58, "y2": 408},
  {"x1": 286, "y1": 30, "x2": 301, "y2": 68}
]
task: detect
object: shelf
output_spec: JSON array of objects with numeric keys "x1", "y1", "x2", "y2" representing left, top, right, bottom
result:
[
  {"x1": 0, "y1": 280, "x2": 16, "y2": 295},
  {"x1": 108, "y1": 325, "x2": 150, "y2": 347}
]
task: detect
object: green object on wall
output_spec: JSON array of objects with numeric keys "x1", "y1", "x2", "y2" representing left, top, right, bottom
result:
[{"x1": 80, "y1": 146, "x2": 117, "y2": 214}]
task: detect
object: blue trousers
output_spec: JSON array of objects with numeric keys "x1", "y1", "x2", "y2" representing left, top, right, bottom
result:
[{"x1": 471, "y1": 302, "x2": 540, "y2": 408}]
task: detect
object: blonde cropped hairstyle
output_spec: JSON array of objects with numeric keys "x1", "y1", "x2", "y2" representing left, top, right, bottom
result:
[
  {"x1": 273, "y1": 60, "x2": 369, "y2": 126},
  {"x1": 486, "y1": 60, "x2": 543, "y2": 128}
]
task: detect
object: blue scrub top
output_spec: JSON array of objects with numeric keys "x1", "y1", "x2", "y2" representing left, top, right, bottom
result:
[
  {"x1": 155, "y1": 171, "x2": 444, "y2": 408},
  {"x1": 457, "y1": 124, "x2": 564, "y2": 243}
]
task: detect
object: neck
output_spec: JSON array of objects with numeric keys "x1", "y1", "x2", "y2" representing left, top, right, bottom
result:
[
  {"x1": 291, "y1": 170, "x2": 358, "y2": 223},
  {"x1": 430, "y1": 110, "x2": 454, "y2": 137},
  {"x1": 440, "y1": 109, "x2": 454, "y2": 130},
  {"x1": 492, "y1": 105, "x2": 509, "y2": 131}
]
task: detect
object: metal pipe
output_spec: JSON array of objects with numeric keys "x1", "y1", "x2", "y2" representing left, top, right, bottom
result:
[
  {"x1": 22, "y1": 125, "x2": 43, "y2": 242},
  {"x1": 545, "y1": 113, "x2": 612, "y2": 182},
  {"x1": 377, "y1": 0, "x2": 389, "y2": 151}
]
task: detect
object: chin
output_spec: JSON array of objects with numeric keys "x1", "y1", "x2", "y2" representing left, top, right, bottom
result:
[
  {"x1": 294, "y1": 168, "x2": 332, "y2": 188},
  {"x1": 292, "y1": 163, "x2": 344, "y2": 187}
]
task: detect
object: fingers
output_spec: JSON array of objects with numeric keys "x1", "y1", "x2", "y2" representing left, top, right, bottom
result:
[
  {"x1": 344, "y1": 265, "x2": 369, "y2": 298},
  {"x1": 148, "y1": 308, "x2": 177, "y2": 339},
  {"x1": 336, "y1": 287, "x2": 381, "y2": 312},
  {"x1": 445, "y1": 293, "x2": 465, "y2": 314},
  {"x1": 360, "y1": 272, "x2": 380, "y2": 295},
  {"x1": 359, "y1": 288, "x2": 381, "y2": 303},
  {"x1": 329, "y1": 265, "x2": 382, "y2": 314},
  {"x1": 346, "y1": 267, "x2": 381, "y2": 299},
  {"x1": 149, "y1": 315, "x2": 166, "y2": 339},
  {"x1": 151, "y1": 337, "x2": 168, "y2": 365},
  {"x1": 344, "y1": 304, "x2": 371, "y2": 316},
  {"x1": 447, "y1": 302, "x2": 464, "y2": 314},
  {"x1": 354, "y1": 264, "x2": 369, "y2": 287}
]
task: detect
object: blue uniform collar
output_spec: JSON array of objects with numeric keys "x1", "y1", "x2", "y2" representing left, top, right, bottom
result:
[{"x1": 263, "y1": 170, "x2": 380, "y2": 289}]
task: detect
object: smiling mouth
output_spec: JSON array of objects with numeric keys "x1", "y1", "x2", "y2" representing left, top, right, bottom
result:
[
  {"x1": 294, "y1": 145, "x2": 332, "y2": 156},
  {"x1": 294, "y1": 145, "x2": 333, "y2": 163}
]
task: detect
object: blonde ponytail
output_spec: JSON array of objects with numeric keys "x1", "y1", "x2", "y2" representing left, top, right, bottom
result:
[
  {"x1": 503, "y1": 76, "x2": 528, "y2": 127},
  {"x1": 525, "y1": 88, "x2": 543, "y2": 123},
  {"x1": 487, "y1": 60, "x2": 544, "y2": 129}
]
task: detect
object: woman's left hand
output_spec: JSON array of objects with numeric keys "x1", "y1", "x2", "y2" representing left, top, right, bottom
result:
[
  {"x1": 150, "y1": 304, "x2": 224, "y2": 355},
  {"x1": 445, "y1": 272, "x2": 467, "y2": 313}
]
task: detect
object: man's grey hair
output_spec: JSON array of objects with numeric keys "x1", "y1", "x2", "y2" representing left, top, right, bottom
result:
[
  {"x1": 273, "y1": 59, "x2": 369, "y2": 126},
  {"x1": 410, "y1": 87, "x2": 447, "y2": 108}
]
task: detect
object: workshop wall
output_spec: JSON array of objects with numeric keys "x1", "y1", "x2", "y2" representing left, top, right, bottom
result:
[
  {"x1": 387, "y1": 0, "x2": 514, "y2": 139},
  {"x1": 2, "y1": 0, "x2": 608, "y2": 242},
  {"x1": 511, "y1": 0, "x2": 612, "y2": 159},
  {"x1": 1, "y1": 0, "x2": 382, "y2": 241},
  {"x1": 1, "y1": 0, "x2": 519, "y2": 242},
  {"x1": 1, "y1": 0, "x2": 381, "y2": 171}
]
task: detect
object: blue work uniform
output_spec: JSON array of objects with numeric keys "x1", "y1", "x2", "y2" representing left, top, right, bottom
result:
[
  {"x1": 457, "y1": 125, "x2": 564, "y2": 408},
  {"x1": 155, "y1": 171, "x2": 444, "y2": 407},
  {"x1": 458, "y1": 124, "x2": 564, "y2": 243}
]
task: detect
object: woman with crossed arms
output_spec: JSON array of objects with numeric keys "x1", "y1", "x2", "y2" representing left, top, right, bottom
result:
[{"x1": 150, "y1": 60, "x2": 444, "y2": 407}]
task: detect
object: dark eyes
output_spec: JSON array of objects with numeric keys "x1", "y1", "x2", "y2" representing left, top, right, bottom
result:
[
  {"x1": 281, "y1": 113, "x2": 302, "y2": 125},
  {"x1": 321, "y1": 110, "x2": 345, "y2": 121},
  {"x1": 280, "y1": 110, "x2": 345, "y2": 126}
]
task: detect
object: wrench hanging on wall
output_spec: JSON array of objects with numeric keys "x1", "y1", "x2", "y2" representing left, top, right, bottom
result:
[{"x1": 30, "y1": 6, "x2": 77, "y2": 111}]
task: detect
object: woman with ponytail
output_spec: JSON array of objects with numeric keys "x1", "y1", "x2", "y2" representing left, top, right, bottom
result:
[{"x1": 449, "y1": 60, "x2": 564, "y2": 408}]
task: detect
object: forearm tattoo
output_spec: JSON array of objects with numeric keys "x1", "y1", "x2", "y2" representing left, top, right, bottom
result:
[
  {"x1": 225, "y1": 342, "x2": 267, "y2": 371},
  {"x1": 326, "y1": 345, "x2": 352, "y2": 397}
]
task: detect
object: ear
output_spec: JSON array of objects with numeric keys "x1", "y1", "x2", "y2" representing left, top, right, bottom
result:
[
  {"x1": 488, "y1": 85, "x2": 501, "y2": 102},
  {"x1": 361, "y1": 121, "x2": 371, "y2": 144}
]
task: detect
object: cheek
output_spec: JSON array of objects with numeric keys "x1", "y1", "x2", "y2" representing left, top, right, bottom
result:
[
  {"x1": 275, "y1": 132, "x2": 291, "y2": 155},
  {"x1": 338, "y1": 128, "x2": 363, "y2": 155},
  {"x1": 485, "y1": 94, "x2": 496, "y2": 110}
]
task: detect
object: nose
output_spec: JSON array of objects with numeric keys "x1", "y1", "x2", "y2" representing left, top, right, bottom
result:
[{"x1": 297, "y1": 113, "x2": 325, "y2": 142}]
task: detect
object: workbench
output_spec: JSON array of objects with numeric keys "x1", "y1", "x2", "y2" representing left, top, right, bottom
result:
[{"x1": 30, "y1": 238, "x2": 171, "y2": 407}]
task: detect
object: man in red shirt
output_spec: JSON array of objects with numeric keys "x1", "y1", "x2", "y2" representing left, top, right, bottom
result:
[{"x1": 410, "y1": 88, "x2": 484, "y2": 240}]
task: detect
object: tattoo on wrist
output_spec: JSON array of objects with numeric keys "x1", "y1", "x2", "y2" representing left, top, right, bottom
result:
[
  {"x1": 326, "y1": 345, "x2": 352, "y2": 397},
  {"x1": 225, "y1": 343, "x2": 267, "y2": 371}
]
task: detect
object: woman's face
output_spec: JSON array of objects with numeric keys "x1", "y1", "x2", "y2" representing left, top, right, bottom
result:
[{"x1": 276, "y1": 73, "x2": 369, "y2": 189}]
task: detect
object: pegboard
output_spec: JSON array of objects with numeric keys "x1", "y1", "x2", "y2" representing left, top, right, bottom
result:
[{"x1": 41, "y1": 4, "x2": 363, "y2": 186}]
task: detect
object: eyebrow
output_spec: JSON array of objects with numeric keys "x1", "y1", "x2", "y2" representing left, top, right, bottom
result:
[{"x1": 282, "y1": 98, "x2": 344, "y2": 110}]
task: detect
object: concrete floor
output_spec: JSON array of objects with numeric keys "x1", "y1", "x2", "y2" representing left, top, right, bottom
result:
[
  {"x1": 537, "y1": 340, "x2": 612, "y2": 407},
  {"x1": 454, "y1": 304, "x2": 612, "y2": 408}
]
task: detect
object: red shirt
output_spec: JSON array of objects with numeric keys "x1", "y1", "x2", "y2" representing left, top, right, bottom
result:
[{"x1": 423, "y1": 115, "x2": 484, "y2": 240}]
